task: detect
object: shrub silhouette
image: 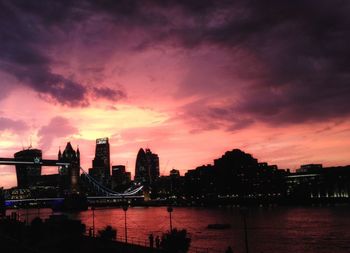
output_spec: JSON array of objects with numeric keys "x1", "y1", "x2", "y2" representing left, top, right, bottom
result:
[{"x1": 161, "y1": 228, "x2": 191, "y2": 253}]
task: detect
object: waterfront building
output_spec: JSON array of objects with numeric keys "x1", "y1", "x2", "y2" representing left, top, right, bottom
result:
[
  {"x1": 89, "y1": 138, "x2": 111, "y2": 186},
  {"x1": 111, "y1": 165, "x2": 131, "y2": 191},
  {"x1": 152, "y1": 169, "x2": 184, "y2": 198},
  {"x1": 135, "y1": 148, "x2": 159, "y2": 184},
  {"x1": 286, "y1": 165, "x2": 350, "y2": 200},
  {"x1": 14, "y1": 148, "x2": 42, "y2": 188},
  {"x1": 184, "y1": 149, "x2": 285, "y2": 201},
  {"x1": 296, "y1": 164, "x2": 323, "y2": 173}
]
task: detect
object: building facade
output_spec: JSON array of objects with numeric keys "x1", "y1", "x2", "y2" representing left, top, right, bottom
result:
[
  {"x1": 14, "y1": 148, "x2": 42, "y2": 188},
  {"x1": 135, "y1": 148, "x2": 160, "y2": 184},
  {"x1": 89, "y1": 138, "x2": 111, "y2": 186},
  {"x1": 111, "y1": 165, "x2": 131, "y2": 191}
]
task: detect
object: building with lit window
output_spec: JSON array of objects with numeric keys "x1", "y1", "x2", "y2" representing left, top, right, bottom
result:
[
  {"x1": 14, "y1": 148, "x2": 42, "y2": 188},
  {"x1": 135, "y1": 148, "x2": 159, "y2": 184},
  {"x1": 111, "y1": 165, "x2": 131, "y2": 191},
  {"x1": 89, "y1": 138, "x2": 111, "y2": 186}
]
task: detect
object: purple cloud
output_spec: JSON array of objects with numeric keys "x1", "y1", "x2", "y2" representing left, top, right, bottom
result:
[
  {"x1": 38, "y1": 116, "x2": 79, "y2": 151},
  {"x1": 0, "y1": 1, "x2": 125, "y2": 106},
  {"x1": 92, "y1": 87, "x2": 127, "y2": 101},
  {"x1": 0, "y1": 0, "x2": 349, "y2": 128},
  {"x1": 0, "y1": 117, "x2": 28, "y2": 133}
]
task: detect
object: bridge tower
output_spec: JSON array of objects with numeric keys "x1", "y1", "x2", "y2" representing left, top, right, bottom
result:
[{"x1": 58, "y1": 142, "x2": 80, "y2": 193}]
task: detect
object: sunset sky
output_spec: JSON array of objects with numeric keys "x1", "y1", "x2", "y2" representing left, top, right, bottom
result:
[{"x1": 1, "y1": 0, "x2": 350, "y2": 188}]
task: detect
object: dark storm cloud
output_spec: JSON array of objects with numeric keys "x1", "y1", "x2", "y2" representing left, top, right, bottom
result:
[
  {"x1": 1, "y1": 0, "x2": 349, "y2": 125},
  {"x1": 164, "y1": 0, "x2": 350, "y2": 127},
  {"x1": 0, "y1": 0, "x2": 124, "y2": 106},
  {"x1": 92, "y1": 87, "x2": 127, "y2": 101},
  {"x1": 84, "y1": 0, "x2": 350, "y2": 126}
]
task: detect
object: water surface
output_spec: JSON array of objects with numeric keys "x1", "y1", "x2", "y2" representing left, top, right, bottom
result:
[{"x1": 9, "y1": 206, "x2": 350, "y2": 253}]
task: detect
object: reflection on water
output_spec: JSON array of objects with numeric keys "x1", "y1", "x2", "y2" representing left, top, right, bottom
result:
[{"x1": 8, "y1": 206, "x2": 350, "y2": 253}]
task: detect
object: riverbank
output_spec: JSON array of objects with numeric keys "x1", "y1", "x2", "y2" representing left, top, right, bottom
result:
[
  {"x1": 3, "y1": 205, "x2": 350, "y2": 253},
  {"x1": 0, "y1": 214, "x2": 164, "y2": 253}
]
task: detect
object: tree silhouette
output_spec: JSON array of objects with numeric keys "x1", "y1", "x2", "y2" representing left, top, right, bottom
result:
[{"x1": 98, "y1": 225, "x2": 117, "y2": 240}]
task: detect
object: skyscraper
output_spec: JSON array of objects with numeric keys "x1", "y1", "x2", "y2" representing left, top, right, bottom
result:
[
  {"x1": 135, "y1": 148, "x2": 159, "y2": 184},
  {"x1": 89, "y1": 137, "x2": 110, "y2": 186},
  {"x1": 14, "y1": 148, "x2": 42, "y2": 188},
  {"x1": 111, "y1": 165, "x2": 131, "y2": 191}
]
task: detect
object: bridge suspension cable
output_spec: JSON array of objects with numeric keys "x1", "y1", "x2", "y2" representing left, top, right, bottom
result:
[{"x1": 80, "y1": 167, "x2": 143, "y2": 197}]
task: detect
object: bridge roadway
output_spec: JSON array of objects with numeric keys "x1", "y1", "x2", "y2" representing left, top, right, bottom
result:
[
  {"x1": 5, "y1": 195, "x2": 144, "y2": 207},
  {"x1": 0, "y1": 157, "x2": 70, "y2": 167}
]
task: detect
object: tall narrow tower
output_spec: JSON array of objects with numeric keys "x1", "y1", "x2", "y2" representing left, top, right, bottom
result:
[
  {"x1": 59, "y1": 142, "x2": 80, "y2": 193},
  {"x1": 89, "y1": 138, "x2": 111, "y2": 186}
]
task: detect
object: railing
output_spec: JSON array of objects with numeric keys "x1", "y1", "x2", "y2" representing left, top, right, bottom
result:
[
  {"x1": 85, "y1": 231, "x2": 224, "y2": 253},
  {"x1": 189, "y1": 246, "x2": 224, "y2": 253},
  {"x1": 84, "y1": 231, "x2": 153, "y2": 247},
  {"x1": 117, "y1": 235, "x2": 150, "y2": 247}
]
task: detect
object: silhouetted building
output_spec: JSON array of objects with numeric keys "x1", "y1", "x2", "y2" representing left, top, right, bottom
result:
[
  {"x1": 170, "y1": 169, "x2": 180, "y2": 177},
  {"x1": 34, "y1": 174, "x2": 60, "y2": 188},
  {"x1": 111, "y1": 165, "x2": 131, "y2": 191},
  {"x1": 0, "y1": 188, "x2": 5, "y2": 216},
  {"x1": 58, "y1": 142, "x2": 80, "y2": 193},
  {"x1": 296, "y1": 164, "x2": 323, "y2": 173},
  {"x1": 14, "y1": 148, "x2": 42, "y2": 188},
  {"x1": 150, "y1": 169, "x2": 184, "y2": 199},
  {"x1": 286, "y1": 165, "x2": 350, "y2": 201},
  {"x1": 135, "y1": 148, "x2": 159, "y2": 184},
  {"x1": 89, "y1": 138, "x2": 110, "y2": 186},
  {"x1": 184, "y1": 149, "x2": 286, "y2": 202}
]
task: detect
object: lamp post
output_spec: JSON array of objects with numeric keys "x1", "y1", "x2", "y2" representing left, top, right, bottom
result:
[
  {"x1": 92, "y1": 206, "x2": 95, "y2": 237},
  {"x1": 240, "y1": 207, "x2": 249, "y2": 253},
  {"x1": 167, "y1": 206, "x2": 173, "y2": 231},
  {"x1": 123, "y1": 204, "x2": 128, "y2": 243}
]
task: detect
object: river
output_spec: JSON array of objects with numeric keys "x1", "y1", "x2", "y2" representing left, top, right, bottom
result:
[{"x1": 7, "y1": 205, "x2": 350, "y2": 253}]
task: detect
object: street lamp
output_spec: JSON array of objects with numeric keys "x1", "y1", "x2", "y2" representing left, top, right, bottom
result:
[
  {"x1": 91, "y1": 206, "x2": 95, "y2": 237},
  {"x1": 167, "y1": 206, "x2": 173, "y2": 231},
  {"x1": 123, "y1": 204, "x2": 128, "y2": 243},
  {"x1": 240, "y1": 207, "x2": 249, "y2": 253}
]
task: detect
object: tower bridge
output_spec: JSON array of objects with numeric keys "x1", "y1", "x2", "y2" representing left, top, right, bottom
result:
[{"x1": 0, "y1": 153, "x2": 144, "y2": 203}]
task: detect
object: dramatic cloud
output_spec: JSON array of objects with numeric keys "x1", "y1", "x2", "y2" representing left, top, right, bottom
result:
[
  {"x1": 0, "y1": 0, "x2": 125, "y2": 106},
  {"x1": 92, "y1": 87, "x2": 127, "y2": 101},
  {"x1": 158, "y1": 0, "x2": 350, "y2": 129},
  {"x1": 38, "y1": 116, "x2": 79, "y2": 151},
  {"x1": 0, "y1": 117, "x2": 28, "y2": 133},
  {"x1": 1, "y1": 0, "x2": 350, "y2": 188},
  {"x1": 2, "y1": 0, "x2": 349, "y2": 123}
]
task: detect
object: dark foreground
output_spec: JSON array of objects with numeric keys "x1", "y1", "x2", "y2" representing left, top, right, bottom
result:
[{"x1": 0, "y1": 214, "x2": 169, "y2": 253}]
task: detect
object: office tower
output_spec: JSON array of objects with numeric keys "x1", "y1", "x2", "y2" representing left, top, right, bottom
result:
[
  {"x1": 135, "y1": 148, "x2": 159, "y2": 184},
  {"x1": 14, "y1": 148, "x2": 42, "y2": 188},
  {"x1": 111, "y1": 165, "x2": 131, "y2": 190},
  {"x1": 89, "y1": 137, "x2": 110, "y2": 186}
]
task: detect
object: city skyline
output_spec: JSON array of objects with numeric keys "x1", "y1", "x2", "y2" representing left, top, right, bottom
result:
[{"x1": 1, "y1": 1, "x2": 350, "y2": 188}]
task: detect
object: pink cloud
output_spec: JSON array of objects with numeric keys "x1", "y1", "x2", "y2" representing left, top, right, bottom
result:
[
  {"x1": 0, "y1": 117, "x2": 28, "y2": 133},
  {"x1": 38, "y1": 116, "x2": 79, "y2": 152}
]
